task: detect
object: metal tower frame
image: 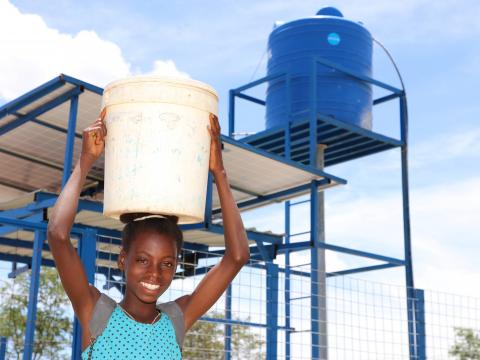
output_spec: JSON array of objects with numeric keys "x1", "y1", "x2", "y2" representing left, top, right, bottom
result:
[{"x1": 228, "y1": 56, "x2": 425, "y2": 359}]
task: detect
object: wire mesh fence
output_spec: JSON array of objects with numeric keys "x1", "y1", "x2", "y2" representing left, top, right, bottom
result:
[{"x1": 0, "y1": 237, "x2": 479, "y2": 359}]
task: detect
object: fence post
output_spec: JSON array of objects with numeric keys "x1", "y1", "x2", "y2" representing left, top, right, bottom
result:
[
  {"x1": 0, "y1": 337, "x2": 7, "y2": 360},
  {"x1": 224, "y1": 284, "x2": 232, "y2": 360},
  {"x1": 415, "y1": 289, "x2": 426, "y2": 360},
  {"x1": 22, "y1": 229, "x2": 45, "y2": 360},
  {"x1": 71, "y1": 228, "x2": 97, "y2": 360},
  {"x1": 266, "y1": 262, "x2": 279, "y2": 359}
]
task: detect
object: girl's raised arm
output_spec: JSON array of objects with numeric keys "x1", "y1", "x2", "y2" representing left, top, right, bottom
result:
[
  {"x1": 47, "y1": 109, "x2": 106, "y2": 324},
  {"x1": 176, "y1": 114, "x2": 250, "y2": 331}
]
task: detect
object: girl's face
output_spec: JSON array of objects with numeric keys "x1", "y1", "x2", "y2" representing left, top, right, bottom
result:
[{"x1": 118, "y1": 230, "x2": 178, "y2": 304}]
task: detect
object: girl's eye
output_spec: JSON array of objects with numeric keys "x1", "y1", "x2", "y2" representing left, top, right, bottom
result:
[
  {"x1": 137, "y1": 258, "x2": 148, "y2": 264},
  {"x1": 163, "y1": 262, "x2": 173, "y2": 268}
]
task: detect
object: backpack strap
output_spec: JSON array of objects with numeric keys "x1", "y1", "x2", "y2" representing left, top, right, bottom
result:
[
  {"x1": 89, "y1": 293, "x2": 117, "y2": 339},
  {"x1": 157, "y1": 301, "x2": 185, "y2": 348}
]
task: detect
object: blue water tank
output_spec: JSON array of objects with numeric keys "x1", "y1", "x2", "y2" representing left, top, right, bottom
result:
[{"x1": 266, "y1": 7, "x2": 373, "y2": 130}]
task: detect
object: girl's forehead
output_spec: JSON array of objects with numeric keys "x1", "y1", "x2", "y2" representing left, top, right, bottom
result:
[{"x1": 130, "y1": 231, "x2": 177, "y2": 252}]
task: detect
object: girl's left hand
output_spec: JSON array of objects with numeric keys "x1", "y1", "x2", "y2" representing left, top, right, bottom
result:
[{"x1": 208, "y1": 113, "x2": 225, "y2": 175}]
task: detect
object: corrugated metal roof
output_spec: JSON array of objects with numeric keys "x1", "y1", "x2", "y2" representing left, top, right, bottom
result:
[{"x1": 0, "y1": 75, "x2": 345, "y2": 253}]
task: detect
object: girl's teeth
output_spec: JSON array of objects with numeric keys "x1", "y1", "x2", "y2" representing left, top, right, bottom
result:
[{"x1": 141, "y1": 282, "x2": 159, "y2": 290}]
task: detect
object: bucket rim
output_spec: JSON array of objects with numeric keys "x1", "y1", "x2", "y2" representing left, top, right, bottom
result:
[{"x1": 104, "y1": 75, "x2": 218, "y2": 99}]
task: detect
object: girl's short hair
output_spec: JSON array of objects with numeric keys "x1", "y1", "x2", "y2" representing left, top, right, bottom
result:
[{"x1": 119, "y1": 213, "x2": 183, "y2": 256}]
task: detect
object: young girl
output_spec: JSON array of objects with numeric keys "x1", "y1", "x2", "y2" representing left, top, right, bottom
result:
[{"x1": 47, "y1": 110, "x2": 250, "y2": 359}]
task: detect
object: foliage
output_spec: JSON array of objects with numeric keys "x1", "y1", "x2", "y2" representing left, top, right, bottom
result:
[
  {"x1": 183, "y1": 313, "x2": 265, "y2": 359},
  {"x1": 450, "y1": 327, "x2": 480, "y2": 360},
  {"x1": 0, "y1": 267, "x2": 72, "y2": 360}
]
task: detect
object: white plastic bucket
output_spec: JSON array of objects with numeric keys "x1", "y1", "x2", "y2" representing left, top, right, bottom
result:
[{"x1": 101, "y1": 75, "x2": 218, "y2": 224}]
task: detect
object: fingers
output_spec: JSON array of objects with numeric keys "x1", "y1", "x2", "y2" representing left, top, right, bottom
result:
[
  {"x1": 84, "y1": 125, "x2": 105, "y2": 145},
  {"x1": 208, "y1": 113, "x2": 220, "y2": 135},
  {"x1": 89, "y1": 108, "x2": 108, "y2": 138}
]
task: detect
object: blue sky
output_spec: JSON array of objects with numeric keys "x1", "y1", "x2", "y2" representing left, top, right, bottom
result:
[{"x1": 1, "y1": 0, "x2": 479, "y2": 297}]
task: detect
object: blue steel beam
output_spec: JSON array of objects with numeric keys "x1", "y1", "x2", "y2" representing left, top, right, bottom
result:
[
  {"x1": 201, "y1": 316, "x2": 293, "y2": 331},
  {"x1": 326, "y1": 263, "x2": 401, "y2": 277},
  {"x1": 315, "y1": 57, "x2": 403, "y2": 94},
  {"x1": 0, "y1": 75, "x2": 65, "y2": 118},
  {"x1": 212, "y1": 178, "x2": 333, "y2": 215},
  {"x1": 317, "y1": 114, "x2": 404, "y2": 146},
  {"x1": 310, "y1": 181, "x2": 320, "y2": 360},
  {"x1": 285, "y1": 74, "x2": 292, "y2": 159},
  {"x1": 8, "y1": 264, "x2": 29, "y2": 278},
  {"x1": 235, "y1": 93, "x2": 266, "y2": 106},
  {"x1": 0, "y1": 216, "x2": 81, "y2": 235},
  {"x1": 309, "y1": 59, "x2": 318, "y2": 166},
  {"x1": 285, "y1": 201, "x2": 292, "y2": 360},
  {"x1": 0, "y1": 337, "x2": 6, "y2": 360},
  {"x1": 0, "y1": 252, "x2": 54, "y2": 268},
  {"x1": 62, "y1": 95, "x2": 79, "y2": 187},
  {"x1": 399, "y1": 94, "x2": 417, "y2": 360},
  {"x1": 266, "y1": 262, "x2": 279, "y2": 359},
  {"x1": 414, "y1": 289, "x2": 426, "y2": 360},
  {"x1": 72, "y1": 228, "x2": 97, "y2": 360},
  {"x1": 228, "y1": 90, "x2": 235, "y2": 137},
  {"x1": 277, "y1": 241, "x2": 311, "y2": 253},
  {"x1": 204, "y1": 172, "x2": 213, "y2": 222},
  {"x1": 23, "y1": 229, "x2": 45, "y2": 360},
  {"x1": 221, "y1": 135, "x2": 347, "y2": 184},
  {"x1": 252, "y1": 237, "x2": 274, "y2": 261},
  {"x1": 62, "y1": 74, "x2": 104, "y2": 95},
  {"x1": 224, "y1": 285, "x2": 232, "y2": 360},
  {"x1": 0, "y1": 86, "x2": 83, "y2": 136},
  {"x1": 316, "y1": 242, "x2": 405, "y2": 265},
  {"x1": 29, "y1": 116, "x2": 82, "y2": 139},
  {"x1": 207, "y1": 223, "x2": 281, "y2": 244},
  {"x1": 373, "y1": 92, "x2": 402, "y2": 105}
]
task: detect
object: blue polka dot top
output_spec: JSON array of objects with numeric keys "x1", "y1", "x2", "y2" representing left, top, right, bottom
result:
[{"x1": 81, "y1": 305, "x2": 182, "y2": 359}]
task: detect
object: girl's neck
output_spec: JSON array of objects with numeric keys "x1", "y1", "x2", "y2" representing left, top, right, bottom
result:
[{"x1": 120, "y1": 293, "x2": 159, "y2": 323}]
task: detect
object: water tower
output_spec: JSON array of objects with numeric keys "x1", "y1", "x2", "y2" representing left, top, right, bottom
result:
[{"x1": 228, "y1": 7, "x2": 418, "y2": 359}]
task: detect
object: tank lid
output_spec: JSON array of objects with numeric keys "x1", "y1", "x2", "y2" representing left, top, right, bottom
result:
[{"x1": 316, "y1": 7, "x2": 343, "y2": 17}]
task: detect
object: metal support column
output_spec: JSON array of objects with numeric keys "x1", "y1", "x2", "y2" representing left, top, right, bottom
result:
[
  {"x1": 266, "y1": 262, "x2": 279, "y2": 359},
  {"x1": 62, "y1": 95, "x2": 79, "y2": 187},
  {"x1": 400, "y1": 94, "x2": 417, "y2": 359},
  {"x1": 71, "y1": 228, "x2": 97, "y2": 360},
  {"x1": 309, "y1": 61, "x2": 318, "y2": 166},
  {"x1": 0, "y1": 337, "x2": 6, "y2": 360},
  {"x1": 228, "y1": 90, "x2": 235, "y2": 137},
  {"x1": 22, "y1": 230, "x2": 46, "y2": 360},
  {"x1": 414, "y1": 289, "x2": 426, "y2": 360},
  {"x1": 285, "y1": 201, "x2": 291, "y2": 359},
  {"x1": 311, "y1": 144, "x2": 328, "y2": 360},
  {"x1": 224, "y1": 284, "x2": 232, "y2": 360},
  {"x1": 204, "y1": 172, "x2": 213, "y2": 224}
]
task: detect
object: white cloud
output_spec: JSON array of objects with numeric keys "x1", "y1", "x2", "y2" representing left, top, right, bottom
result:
[
  {"x1": 0, "y1": 1, "x2": 187, "y2": 101},
  {"x1": 148, "y1": 59, "x2": 190, "y2": 78},
  {"x1": 411, "y1": 127, "x2": 480, "y2": 168}
]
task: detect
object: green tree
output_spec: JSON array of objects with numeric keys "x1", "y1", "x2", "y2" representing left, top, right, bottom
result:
[
  {"x1": 450, "y1": 327, "x2": 480, "y2": 360},
  {"x1": 183, "y1": 313, "x2": 265, "y2": 360},
  {"x1": 0, "y1": 267, "x2": 72, "y2": 360}
]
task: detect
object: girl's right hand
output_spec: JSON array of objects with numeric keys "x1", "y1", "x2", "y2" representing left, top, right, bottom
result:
[{"x1": 81, "y1": 108, "x2": 107, "y2": 164}]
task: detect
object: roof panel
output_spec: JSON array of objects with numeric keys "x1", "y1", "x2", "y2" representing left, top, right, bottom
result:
[
  {"x1": 0, "y1": 75, "x2": 344, "y2": 248},
  {"x1": 18, "y1": 83, "x2": 77, "y2": 115}
]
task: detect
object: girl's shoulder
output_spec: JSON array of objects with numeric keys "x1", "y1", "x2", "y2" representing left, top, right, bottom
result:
[
  {"x1": 89, "y1": 290, "x2": 117, "y2": 339},
  {"x1": 157, "y1": 299, "x2": 186, "y2": 348}
]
